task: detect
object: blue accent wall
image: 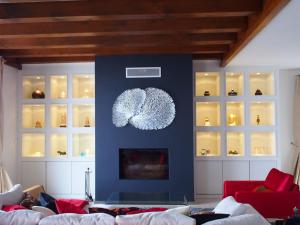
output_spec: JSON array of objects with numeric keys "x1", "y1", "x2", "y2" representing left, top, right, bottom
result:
[{"x1": 95, "y1": 54, "x2": 194, "y2": 201}]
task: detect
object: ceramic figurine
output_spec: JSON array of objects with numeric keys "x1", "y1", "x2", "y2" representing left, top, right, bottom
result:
[
  {"x1": 228, "y1": 89, "x2": 238, "y2": 96},
  {"x1": 228, "y1": 150, "x2": 239, "y2": 155},
  {"x1": 228, "y1": 113, "x2": 237, "y2": 126},
  {"x1": 255, "y1": 89, "x2": 263, "y2": 95},
  {"x1": 35, "y1": 120, "x2": 42, "y2": 128},
  {"x1": 256, "y1": 115, "x2": 261, "y2": 125},
  {"x1": 32, "y1": 88, "x2": 45, "y2": 99},
  {"x1": 84, "y1": 117, "x2": 91, "y2": 127},
  {"x1": 203, "y1": 90, "x2": 210, "y2": 96},
  {"x1": 59, "y1": 113, "x2": 67, "y2": 127},
  {"x1": 204, "y1": 117, "x2": 211, "y2": 126},
  {"x1": 57, "y1": 151, "x2": 66, "y2": 156}
]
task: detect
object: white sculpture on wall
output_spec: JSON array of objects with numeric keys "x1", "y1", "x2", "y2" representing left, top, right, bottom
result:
[{"x1": 112, "y1": 88, "x2": 175, "y2": 130}]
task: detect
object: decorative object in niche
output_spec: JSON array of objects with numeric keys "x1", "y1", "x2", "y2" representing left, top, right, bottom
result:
[
  {"x1": 228, "y1": 89, "x2": 238, "y2": 96},
  {"x1": 256, "y1": 115, "x2": 261, "y2": 125},
  {"x1": 228, "y1": 113, "x2": 237, "y2": 126},
  {"x1": 59, "y1": 113, "x2": 67, "y2": 128},
  {"x1": 32, "y1": 88, "x2": 45, "y2": 99},
  {"x1": 204, "y1": 90, "x2": 210, "y2": 96},
  {"x1": 35, "y1": 121, "x2": 42, "y2": 128},
  {"x1": 84, "y1": 117, "x2": 91, "y2": 127},
  {"x1": 112, "y1": 87, "x2": 175, "y2": 130},
  {"x1": 255, "y1": 89, "x2": 263, "y2": 95},
  {"x1": 204, "y1": 118, "x2": 211, "y2": 126}
]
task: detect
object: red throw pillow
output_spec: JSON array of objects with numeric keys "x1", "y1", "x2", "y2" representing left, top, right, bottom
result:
[
  {"x1": 264, "y1": 168, "x2": 295, "y2": 192},
  {"x1": 126, "y1": 207, "x2": 167, "y2": 215},
  {"x1": 2, "y1": 205, "x2": 27, "y2": 212},
  {"x1": 55, "y1": 199, "x2": 88, "y2": 214},
  {"x1": 252, "y1": 185, "x2": 273, "y2": 192}
]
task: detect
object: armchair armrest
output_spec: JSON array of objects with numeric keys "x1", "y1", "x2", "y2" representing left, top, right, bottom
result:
[
  {"x1": 223, "y1": 180, "x2": 264, "y2": 198},
  {"x1": 235, "y1": 191, "x2": 300, "y2": 219}
]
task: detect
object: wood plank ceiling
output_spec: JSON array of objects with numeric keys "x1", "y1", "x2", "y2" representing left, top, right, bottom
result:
[{"x1": 0, "y1": 0, "x2": 290, "y2": 69}]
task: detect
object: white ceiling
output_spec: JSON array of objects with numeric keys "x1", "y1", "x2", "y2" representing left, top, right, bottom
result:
[{"x1": 228, "y1": 0, "x2": 300, "y2": 69}]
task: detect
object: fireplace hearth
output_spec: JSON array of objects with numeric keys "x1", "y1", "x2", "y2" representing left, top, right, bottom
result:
[{"x1": 119, "y1": 148, "x2": 169, "y2": 180}]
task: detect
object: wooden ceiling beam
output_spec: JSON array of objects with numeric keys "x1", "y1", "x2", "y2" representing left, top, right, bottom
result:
[
  {"x1": 0, "y1": 45, "x2": 229, "y2": 57},
  {"x1": 12, "y1": 56, "x2": 95, "y2": 65},
  {"x1": 0, "y1": 33, "x2": 236, "y2": 49},
  {"x1": 0, "y1": 0, "x2": 262, "y2": 23},
  {"x1": 221, "y1": 0, "x2": 291, "y2": 66},
  {"x1": 0, "y1": 17, "x2": 247, "y2": 38}
]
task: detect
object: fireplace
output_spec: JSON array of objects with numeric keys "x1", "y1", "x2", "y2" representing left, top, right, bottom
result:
[{"x1": 119, "y1": 148, "x2": 169, "y2": 180}]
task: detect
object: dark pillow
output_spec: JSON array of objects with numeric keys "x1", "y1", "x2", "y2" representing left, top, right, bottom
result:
[
  {"x1": 38, "y1": 192, "x2": 58, "y2": 213},
  {"x1": 190, "y1": 213, "x2": 230, "y2": 225}
]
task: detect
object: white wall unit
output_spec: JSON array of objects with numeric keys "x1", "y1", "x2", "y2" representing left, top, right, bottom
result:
[
  {"x1": 195, "y1": 160, "x2": 223, "y2": 195},
  {"x1": 250, "y1": 160, "x2": 277, "y2": 180},
  {"x1": 71, "y1": 162, "x2": 95, "y2": 196},
  {"x1": 21, "y1": 162, "x2": 46, "y2": 189},
  {"x1": 47, "y1": 162, "x2": 71, "y2": 195},
  {"x1": 18, "y1": 63, "x2": 95, "y2": 197},
  {"x1": 223, "y1": 161, "x2": 249, "y2": 181},
  {"x1": 193, "y1": 61, "x2": 279, "y2": 198}
]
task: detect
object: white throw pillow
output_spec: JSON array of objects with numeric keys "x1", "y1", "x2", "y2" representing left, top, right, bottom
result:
[
  {"x1": 116, "y1": 212, "x2": 196, "y2": 225},
  {"x1": 0, "y1": 184, "x2": 24, "y2": 206},
  {"x1": 165, "y1": 206, "x2": 191, "y2": 215},
  {"x1": 0, "y1": 209, "x2": 44, "y2": 225},
  {"x1": 202, "y1": 214, "x2": 270, "y2": 225},
  {"x1": 213, "y1": 196, "x2": 246, "y2": 216},
  {"x1": 32, "y1": 206, "x2": 56, "y2": 217},
  {"x1": 39, "y1": 213, "x2": 115, "y2": 225}
]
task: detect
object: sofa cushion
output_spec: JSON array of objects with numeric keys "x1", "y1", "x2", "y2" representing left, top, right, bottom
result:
[
  {"x1": 38, "y1": 193, "x2": 58, "y2": 213},
  {"x1": 39, "y1": 213, "x2": 115, "y2": 225},
  {"x1": 165, "y1": 206, "x2": 191, "y2": 215},
  {"x1": 264, "y1": 168, "x2": 294, "y2": 192},
  {"x1": 0, "y1": 209, "x2": 44, "y2": 225},
  {"x1": 252, "y1": 185, "x2": 273, "y2": 192},
  {"x1": 201, "y1": 214, "x2": 270, "y2": 225},
  {"x1": 55, "y1": 199, "x2": 88, "y2": 214},
  {"x1": 0, "y1": 184, "x2": 24, "y2": 206},
  {"x1": 32, "y1": 206, "x2": 56, "y2": 217},
  {"x1": 213, "y1": 196, "x2": 246, "y2": 216},
  {"x1": 116, "y1": 212, "x2": 196, "y2": 225}
]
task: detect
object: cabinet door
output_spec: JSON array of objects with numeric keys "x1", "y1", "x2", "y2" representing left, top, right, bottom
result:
[
  {"x1": 21, "y1": 162, "x2": 46, "y2": 189},
  {"x1": 250, "y1": 160, "x2": 277, "y2": 180},
  {"x1": 46, "y1": 162, "x2": 71, "y2": 195},
  {"x1": 223, "y1": 161, "x2": 249, "y2": 181},
  {"x1": 71, "y1": 162, "x2": 95, "y2": 197},
  {"x1": 195, "y1": 160, "x2": 222, "y2": 195}
]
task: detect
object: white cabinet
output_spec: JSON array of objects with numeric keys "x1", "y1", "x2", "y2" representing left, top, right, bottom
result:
[
  {"x1": 71, "y1": 162, "x2": 95, "y2": 197},
  {"x1": 46, "y1": 162, "x2": 72, "y2": 195},
  {"x1": 250, "y1": 160, "x2": 277, "y2": 180},
  {"x1": 223, "y1": 161, "x2": 249, "y2": 181},
  {"x1": 21, "y1": 162, "x2": 46, "y2": 189},
  {"x1": 195, "y1": 161, "x2": 223, "y2": 195}
]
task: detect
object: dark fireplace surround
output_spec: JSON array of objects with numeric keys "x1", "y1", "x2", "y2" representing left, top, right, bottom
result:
[{"x1": 95, "y1": 54, "x2": 194, "y2": 201}]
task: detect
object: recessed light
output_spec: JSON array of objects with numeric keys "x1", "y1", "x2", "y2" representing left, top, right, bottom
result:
[
  {"x1": 256, "y1": 72, "x2": 261, "y2": 75},
  {"x1": 204, "y1": 73, "x2": 208, "y2": 76},
  {"x1": 36, "y1": 76, "x2": 41, "y2": 80}
]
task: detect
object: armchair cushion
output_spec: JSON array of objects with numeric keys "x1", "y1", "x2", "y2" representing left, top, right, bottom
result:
[{"x1": 264, "y1": 168, "x2": 294, "y2": 192}]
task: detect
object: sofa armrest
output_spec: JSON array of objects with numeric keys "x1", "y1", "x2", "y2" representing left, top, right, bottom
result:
[
  {"x1": 235, "y1": 191, "x2": 300, "y2": 218},
  {"x1": 223, "y1": 181, "x2": 264, "y2": 198}
]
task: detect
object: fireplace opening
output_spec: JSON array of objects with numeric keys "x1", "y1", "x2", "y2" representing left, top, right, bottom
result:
[{"x1": 119, "y1": 148, "x2": 169, "y2": 180}]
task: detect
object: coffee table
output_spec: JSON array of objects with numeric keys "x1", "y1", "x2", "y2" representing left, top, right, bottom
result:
[{"x1": 105, "y1": 192, "x2": 188, "y2": 205}]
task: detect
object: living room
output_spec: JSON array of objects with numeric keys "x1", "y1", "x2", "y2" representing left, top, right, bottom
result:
[{"x1": 0, "y1": 0, "x2": 300, "y2": 225}]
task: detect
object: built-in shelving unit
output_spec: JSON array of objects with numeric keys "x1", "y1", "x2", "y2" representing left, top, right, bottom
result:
[
  {"x1": 19, "y1": 72, "x2": 95, "y2": 160},
  {"x1": 194, "y1": 70, "x2": 277, "y2": 158},
  {"x1": 18, "y1": 64, "x2": 96, "y2": 199},
  {"x1": 193, "y1": 66, "x2": 278, "y2": 199}
]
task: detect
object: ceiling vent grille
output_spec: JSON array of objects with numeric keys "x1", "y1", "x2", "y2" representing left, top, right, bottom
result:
[{"x1": 126, "y1": 67, "x2": 161, "y2": 78}]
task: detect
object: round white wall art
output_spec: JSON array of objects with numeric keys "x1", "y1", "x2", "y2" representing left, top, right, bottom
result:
[{"x1": 112, "y1": 87, "x2": 176, "y2": 130}]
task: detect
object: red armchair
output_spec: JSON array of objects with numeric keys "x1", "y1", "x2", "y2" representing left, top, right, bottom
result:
[{"x1": 223, "y1": 168, "x2": 300, "y2": 219}]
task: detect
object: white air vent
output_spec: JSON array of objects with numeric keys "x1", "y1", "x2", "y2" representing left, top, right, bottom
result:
[{"x1": 126, "y1": 67, "x2": 161, "y2": 78}]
